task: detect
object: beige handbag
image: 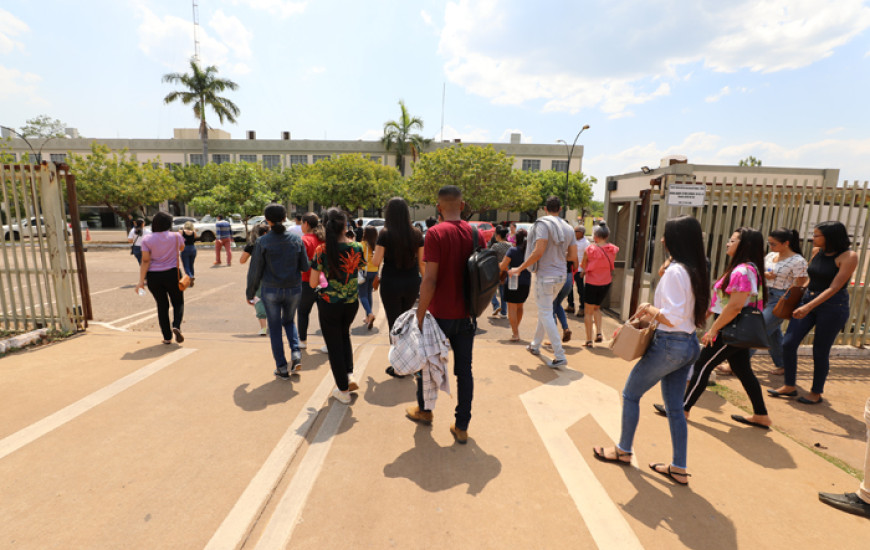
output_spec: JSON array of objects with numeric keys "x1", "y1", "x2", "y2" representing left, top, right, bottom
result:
[{"x1": 609, "y1": 312, "x2": 657, "y2": 362}]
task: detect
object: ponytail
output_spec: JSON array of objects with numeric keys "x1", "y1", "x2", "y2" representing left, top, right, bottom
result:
[
  {"x1": 769, "y1": 227, "x2": 802, "y2": 256},
  {"x1": 322, "y1": 208, "x2": 347, "y2": 277},
  {"x1": 264, "y1": 203, "x2": 287, "y2": 234}
]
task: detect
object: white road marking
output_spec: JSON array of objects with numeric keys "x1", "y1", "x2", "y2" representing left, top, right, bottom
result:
[
  {"x1": 205, "y1": 315, "x2": 386, "y2": 550},
  {"x1": 520, "y1": 368, "x2": 644, "y2": 550},
  {"x1": 0, "y1": 347, "x2": 196, "y2": 461},
  {"x1": 90, "y1": 285, "x2": 128, "y2": 296},
  {"x1": 98, "y1": 282, "x2": 235, "y2": 330}
]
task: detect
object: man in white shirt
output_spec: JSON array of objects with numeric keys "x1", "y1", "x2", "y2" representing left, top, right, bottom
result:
[
  {"x1": 566, "y1": 225, "x2": 589, "y2": 317},
  {"x1": 508, "y1": 196, "x2": 577, "y2": 368},
  {"x1": 288, "y1": 214, "x2": 303, "y2": 236}
]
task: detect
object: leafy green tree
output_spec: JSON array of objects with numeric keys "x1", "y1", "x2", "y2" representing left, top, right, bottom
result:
[
  {"x1": 20, "y1": 115, "x2": 68, "y2": 139},
  {"x1": 291, "y1": 154, "x2": 404, "y2": 213},
  {"x1": 738, "y1": 156, "x2": 762, "y2": 167},
  {"x1": 69, "y1": 143, "x2": 179, "y2": 226},
  {"x1": 517, "y1": 169, "x2": 595, "y2": 221},
  {"x1": 162, "y1": 59, "x2": 240, "y2": 166},
  {"x1": 382, "y1": 100, "x2": 429, "y2": 177},
  {"x1": 409, "y1": 145, "x2": 523, "y2": 220},
  {"x1": 188, "y1": 162, "x2": 273, "y2": 232}
]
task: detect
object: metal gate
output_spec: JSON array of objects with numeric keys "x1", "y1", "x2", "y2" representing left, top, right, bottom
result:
[
  {"x1": 628, "y1": 175, "x2": 870, "y2": 347},
  {"x1": 0, "y1": 162, "x2": 90, "y2": 333}
]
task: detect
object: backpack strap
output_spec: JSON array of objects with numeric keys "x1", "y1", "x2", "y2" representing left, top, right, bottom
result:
[{"x1": 471, "y1": 225, "x2": 479, "y2": 251}]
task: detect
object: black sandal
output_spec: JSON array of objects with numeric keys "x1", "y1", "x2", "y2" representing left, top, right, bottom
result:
[
  {"x1": 592, "y1": 446, "x2": 632, "y2": 465},
  {"x1": 649, "y1": 463, "x2": 691, "y2": 485},
  {"x1": 584, "y1": 341, "x2": 593, "y2": 347},
  {"x1": 595, "y1": 333, "x2": 603, "y2": 343}
]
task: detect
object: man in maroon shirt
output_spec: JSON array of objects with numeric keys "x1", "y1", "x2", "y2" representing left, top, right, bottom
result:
[{"x1": 408, "y1": 185, "x2": 475, "y2": 443}]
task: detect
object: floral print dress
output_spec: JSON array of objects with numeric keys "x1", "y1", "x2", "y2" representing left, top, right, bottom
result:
[{"x1": 312, "y1": 242, "x2": 364, "y2": 303}]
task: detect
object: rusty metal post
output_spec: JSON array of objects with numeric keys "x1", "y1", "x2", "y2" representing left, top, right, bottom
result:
[{"x1": 59, "y1": 163, "x2": 92, "y2": 324}]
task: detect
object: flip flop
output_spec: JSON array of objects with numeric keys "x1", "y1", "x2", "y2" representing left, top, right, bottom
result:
[
  {"x1": 731, "y1": 414, "x2": 770, "y2": 430},
  {"x1": 595, "y1": 333, "x2": 603, "y2": 343},
  {"x1": 767, "y1": 388, "x2": 797, "y2": 398},
  {"x1": 649, "y1": 463, "x2": 691, "y2": 485},
  {"x1": 797, "y1": 396, "x2": 823, "y2": 405},
  {"x1": 592, "y1": 446, "x2": 632, "y2": 466},
  {"x1": 510, "y1": 335, "x2": 520, "y2": 342},
  {"x1": 584, "y1": 341, "x2": 593, "y2": 348}
]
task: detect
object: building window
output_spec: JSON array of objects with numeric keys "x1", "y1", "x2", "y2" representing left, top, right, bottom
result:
[
  {"x1": 312, "y1": 154, "x2": 330, "y2": 163},
  {"x1": 239, "y1": 154, "x2": 257, "y2": 163},
  {"x1": 50, "y1": 153, "x2": 66, "y2": 164},
  {"x1": 213, "y1": 154, "x2": 230, "y2": 165},
  {"x1": 368, "y1": 155, "x2": 381, "y2": 164},
  {"x1": 290, "y1": 155, "x2": 308, "y2": 165},
  {"x1": 190, "y1": 154, "x2": 204, "y2": 166},
  {"x1": 262, "y1": 155, "x2": 281, "y2": 169},
  {"x1": 551, "y1": 160, "x2": 569, "y2": 172},
  {"x1": 165, "y1": 162, "x2": 181, "y2": 170},
  {"x1": 522, "y1": 159, "x2": 541, "y2": 172}
]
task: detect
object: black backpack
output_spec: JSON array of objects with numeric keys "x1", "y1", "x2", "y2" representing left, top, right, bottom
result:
[{"x1": 465, "y1": 227, "x2": 501, "y2": 318}]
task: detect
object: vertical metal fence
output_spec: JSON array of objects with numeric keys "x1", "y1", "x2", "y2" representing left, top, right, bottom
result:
[
  {"x1": 630, "y1": 176, "x2": 870, "y2": 346},
  {"x1": 0, "y1": 162, "x2": 88, "y2": 333}
]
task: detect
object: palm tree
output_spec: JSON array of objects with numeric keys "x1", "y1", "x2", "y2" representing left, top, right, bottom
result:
[
  {"x1": 382, "y1": 100, "x2": 429, "y2": 177},
  {"x1": 162, "y1": 59, "x2": 240, "y2": 166}
]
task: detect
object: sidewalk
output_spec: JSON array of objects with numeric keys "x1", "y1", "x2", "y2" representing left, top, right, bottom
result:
[{"x1": 1, "y1": 293, "x2": 868, "y2": 548}]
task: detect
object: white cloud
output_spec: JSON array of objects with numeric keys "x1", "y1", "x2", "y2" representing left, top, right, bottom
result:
[
  {"x1": 358, "y1": 128, "x2": 383, "y2": 141},
  {"x1": 826, "y1": 126, "x2": 845, "y2": 135},
  {"x1": 0, "y1": 65, "x2": 46, "y2": 105},
  {"x1": 421, "y1": 10, "x2": 433, "y2": 26},
  {"x1": 438, "y1": 0, "x2": 870, "y2": 117},
  {"x1": 705, "y1": 86, "x2": 731, "y2": 103},
  {"x1": 229, "y1": 0, "x2": 307, "y2": 18},
  {"x1": 136, "y1": 4, "x2": 252, "y2": 77},
  {"x1": 438, "y1": 124, "x2": 491, "y2": 143},
  {"x1": 210, "y1": 10, "x2": 253, "y2": 59},
  {"x1": 0, "y1": 8, "x2": 29, "y2": 54}
]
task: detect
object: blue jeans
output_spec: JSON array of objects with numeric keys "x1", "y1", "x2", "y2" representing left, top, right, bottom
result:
[
  {"x1": 619, "y1": 331, "x2": 700, "y2": 470},
  {"x1": 416, "y1": 317, "x2": 476, "y2": 430},
  {"x1": 181, "y1": 244, "x2": 197, "y2": 277},
  {"x1": 132, "y1": 245, "x2": 142, "y2": 265},
  {"x1": 749, "y1": 287, "x2": 786, "y2": 366},
  {"x1": 490, "y1": 283, "x2": 507, "y2": 315},
  {"x1": 782, "y1": 288, "x2": 850, "y2": 394},
  {"x1": 552, "y1": 275, "x2": 573, "y2": 330},
  {"x1": 262, "y1": 286, "x2": 302, "y2": 370},
  {"x1": 359, "y1": 271, "x2": 377, "y2": 316}
]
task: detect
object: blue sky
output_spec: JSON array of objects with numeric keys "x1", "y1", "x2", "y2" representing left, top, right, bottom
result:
[{"x1": 4, "y1": 0, "x2": 870, "y2": 199}]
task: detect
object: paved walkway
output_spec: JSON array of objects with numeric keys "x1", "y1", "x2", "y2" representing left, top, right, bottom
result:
[{"x1": 1, "y1": 281, "x2": 869, "y2": 548}]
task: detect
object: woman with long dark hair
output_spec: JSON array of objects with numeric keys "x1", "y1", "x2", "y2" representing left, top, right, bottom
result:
[
  {"x1": 370, "y1": 197, "x2": 424, "y2": 378},
  {"x1": 310, "y1": 208, "x2": 365, "y2": 403},
  {"x1": 297, "y1": 212, "x2": 326, "y2": 350},
  {"x1": 655, "y1": 226, "x2": 772, "y2": 430},
  {"x1": 245, "y1": 205, "x2": 308, "y2": 379},
  {"x1": 135, "y1": 212, "x2": 185, "y2": 344},
  {"x1": 594, "y1": 216, "x2": 709, "y2": 485},
  {"x1": 499, "y1": 228, "x2": 531, "y2": 342},
  {"x1": 771, "y1": 221, "x2": 858, "y2": 404},
  {"x1": 359, "y1": 225, "x2": 379, "y2": 330},
  {"x1": 753, "y1": 228, "x2": 808, "y2": 375}
]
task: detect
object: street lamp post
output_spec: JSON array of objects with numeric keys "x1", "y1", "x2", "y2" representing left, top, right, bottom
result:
[{"x1": 556, "y1": 124, "x2": 590, "y2": 220}]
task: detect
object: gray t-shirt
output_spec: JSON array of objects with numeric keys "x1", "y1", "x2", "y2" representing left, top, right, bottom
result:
[{"x1": 531, "y1": 216, "x2": 575, "y2": 278}]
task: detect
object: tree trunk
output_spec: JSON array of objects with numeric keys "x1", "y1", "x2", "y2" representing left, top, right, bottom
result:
[{"x1": 200, "y1": 112, "x2": 208, "y2": 166}]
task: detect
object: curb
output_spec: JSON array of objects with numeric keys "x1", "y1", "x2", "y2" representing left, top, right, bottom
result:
[{"x1": 0, "y1": 328, "x2": 49, "y2": 355}]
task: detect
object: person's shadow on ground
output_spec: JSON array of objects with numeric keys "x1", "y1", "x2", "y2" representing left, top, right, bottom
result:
[
  {"x1": 120, "y1": 344, "x2": 178, "y2": 360},
  {"x1": 383, "y1": 425, "x2": 502, "y2": 495},
  {"x1": 232, "y1": 379, "x2": 299, "y2": 411},
  {"x1": 620, "y1": 470, "x2": 737, "y2": 550},
  {"x1": 363, "y1": 375, "x2": 416, "y2": 407},
  {"x1": 690, "y1": 417, "x2": 797, "y2": 470}
]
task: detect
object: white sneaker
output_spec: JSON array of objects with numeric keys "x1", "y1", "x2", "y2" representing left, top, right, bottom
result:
[
  {"x1": 319, "y1": 345, "x2": 329, "y2": 353},
  {"x1": 347, "y1": 374, "x2": 359, "y2": 392},
  {"x1": 258, "y1": 327, "x2": 268, "y2": 336},
  {"x1": 331, "y1": 387, "x2": 351, "y2": 404},
  {"x1": 298, "y1": 341, "x2": 307, "y2": 349}
]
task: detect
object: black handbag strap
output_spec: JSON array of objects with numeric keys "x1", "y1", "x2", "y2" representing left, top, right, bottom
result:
[{"x1": 743, "y1": 262, "x2": 763, "y2": 312}]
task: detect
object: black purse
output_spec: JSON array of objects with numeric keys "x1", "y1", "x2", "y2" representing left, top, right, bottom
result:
[{"x1": 719, "y1": 262, "x2": 770, "y2": 349}]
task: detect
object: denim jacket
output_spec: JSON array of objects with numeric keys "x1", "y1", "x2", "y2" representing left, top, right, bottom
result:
[{"x1": 245, "y1": 230, "x2": 310, "y2": 300}]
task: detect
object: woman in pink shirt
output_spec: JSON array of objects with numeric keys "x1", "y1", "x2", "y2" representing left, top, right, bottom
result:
[
  {"x1": 135, "y1": 211, "x2": 186, "y2": 344},
  {"x1": 580, "y1": 223, "x2": 619, "y2": 346}
]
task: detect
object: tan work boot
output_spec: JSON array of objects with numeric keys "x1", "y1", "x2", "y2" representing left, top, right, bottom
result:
[
  {"x1": 405, "y1": 406, "x2": 433, "y2": 425},
  {"x1": 450, "y1": 424, "x2": 468, "y2": 444}
]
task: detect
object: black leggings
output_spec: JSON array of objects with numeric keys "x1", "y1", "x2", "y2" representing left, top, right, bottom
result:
[
  {"x1": 684, "y1": 337, "x2": 768, "y2": 416},
  {"x1": 297, "y1": 284, "x2": 318, "y2": 341},
  {"x1": 145, "y1": 268, "x2": 184, "y2": 341},
  {"x1": 317, "y1": 299, "x2": 359, "y2": 391},
  {"x1": 380, "y1": 275, "x2": 421, "y2": 331}
]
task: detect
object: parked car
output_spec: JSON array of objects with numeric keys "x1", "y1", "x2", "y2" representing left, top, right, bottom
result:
[
  {"x1": 468, "y1": 221, "x2": 496, "y2": 244},
  {"x1": 358, "y1": 217, "x2": 385, "y2": 228},
  {"x1": 3, "y1": 216, "x2": 73, "y2": 240},
  {"x1": 171, "y1": 216, "x2": 198, "y2": 231},
  {"x1": 193, "y1": 214, "x2": 246, "y2": 242}
]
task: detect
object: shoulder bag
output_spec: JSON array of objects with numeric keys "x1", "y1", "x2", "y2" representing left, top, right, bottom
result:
[
  {"x1": 610, "y1": 310, "x2": 657, "y2": 361},
  {"x1": 719, "y1": 263, "x2": 769, "y2": 349},
  {"x1": 772, "y1": 286, "x2": 805, "y2": 319}
]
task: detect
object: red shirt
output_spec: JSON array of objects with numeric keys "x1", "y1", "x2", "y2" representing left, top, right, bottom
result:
[
  {"x1": 423, "y1": 220, "x2": 473, "y2": 319},
  {"x1": 301, "y1": 233, "x2": 323, "y2": 282}
]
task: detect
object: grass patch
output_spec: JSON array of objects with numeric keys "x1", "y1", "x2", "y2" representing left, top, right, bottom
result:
[
  {"x1": 0, "y1": 328, "x2": 74, "y2": 358},
  {"x1": 0, "y1": 329, "x2": 23, "y2": 339},
  {"x1": 708, "y1": 383, "x2": 863, "y2": 481}
]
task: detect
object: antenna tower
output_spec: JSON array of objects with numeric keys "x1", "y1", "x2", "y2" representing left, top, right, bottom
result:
[{"x1": 192, "y1": 0, "x2": 201, "y2": 62}]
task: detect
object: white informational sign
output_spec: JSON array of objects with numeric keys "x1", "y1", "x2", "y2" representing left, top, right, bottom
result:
[{"x1": 667, "y1": 184, "x2": 706, "y2": 207}]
